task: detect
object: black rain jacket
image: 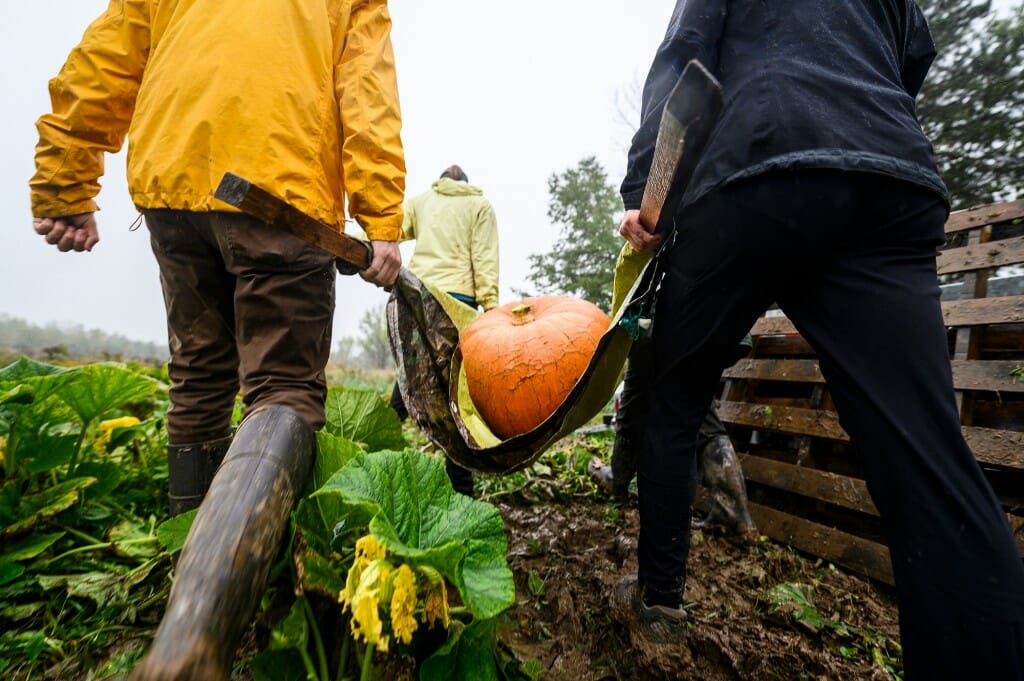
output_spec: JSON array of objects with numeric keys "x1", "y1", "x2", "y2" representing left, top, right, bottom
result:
[{"x1": 621, "y1": 0, "x2": 949, "y2": 212}]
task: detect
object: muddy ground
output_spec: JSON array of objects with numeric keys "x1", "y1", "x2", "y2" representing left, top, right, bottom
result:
[{"x1": 494, "y1": 489, "x2": 902, "y2": 680}]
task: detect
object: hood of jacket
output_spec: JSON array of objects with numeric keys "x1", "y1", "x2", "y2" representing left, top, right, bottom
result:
[{"x1": 431, "y1": 178, "x2": 484, "y2": 197}]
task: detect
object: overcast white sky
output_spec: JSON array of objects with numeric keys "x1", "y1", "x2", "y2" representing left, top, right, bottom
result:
[
  {"x1": 0, "y1": 1, "x2": 1016, "y2": 349},
  {"x1": 0, "y1": 0, "x2": 668, "y2": 349}
]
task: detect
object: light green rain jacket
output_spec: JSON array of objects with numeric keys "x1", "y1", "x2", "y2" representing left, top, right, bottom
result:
[{"x1": 403, "y1": 177, "x2": 500, "y2": 310}]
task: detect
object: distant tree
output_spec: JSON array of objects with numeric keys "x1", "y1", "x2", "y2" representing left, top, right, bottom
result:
[
  {"x1": 332, "y1": 335, "x2": 358, "y2": 367},
  {"x1": 356, "y1": 305, "x2": 393, "y2": 370},
  {"x1": 917, "y1": 0, "x2": 1024, "y2": 207},
  {"x1": 525, "y1": 157, "x2": 622, "y2": 311}
]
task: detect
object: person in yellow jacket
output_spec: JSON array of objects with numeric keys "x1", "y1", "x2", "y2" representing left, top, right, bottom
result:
[
  {"x1": 390, "y1": 164, "x2": 499, "y2": 495},
  {"x1": 30, "y1": 2, "x2": 405, "y2": 675},
  {"x1": 404, "y1": 165, "x2": 500, "y2": 311}
]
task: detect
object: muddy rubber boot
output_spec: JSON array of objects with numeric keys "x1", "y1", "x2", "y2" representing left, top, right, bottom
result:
[
  {"x1": 692, "y1": 435, "x2": 758, "y2": 542},
  {"x1": 130, "y1": 405, "x2": 315, "y2": 681},
  {"x1": 607, "y1": 430, "x2": 637, "y2": 500},
  {"x1": 166, "y1": 436, "x2": 233, "y2": 517}
]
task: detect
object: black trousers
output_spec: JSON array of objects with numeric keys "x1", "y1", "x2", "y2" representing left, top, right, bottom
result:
[{"x1": 631, "y1": 170, "x2": 1024, "y2": 678}]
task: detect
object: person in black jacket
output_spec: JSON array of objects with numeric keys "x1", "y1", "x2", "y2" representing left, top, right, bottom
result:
[{"x1": 613, "y1": 1, "x2": 1024, "y2": 677}]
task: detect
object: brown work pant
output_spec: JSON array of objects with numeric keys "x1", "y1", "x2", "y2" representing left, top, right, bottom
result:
[{"x1": 146, "y1": 210, "x2": 336, "y2": 444}]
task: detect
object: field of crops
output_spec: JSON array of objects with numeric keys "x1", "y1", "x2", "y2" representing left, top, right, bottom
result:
[{"x1": 0, "y1": 358, "x2": 903, "y2": 680}]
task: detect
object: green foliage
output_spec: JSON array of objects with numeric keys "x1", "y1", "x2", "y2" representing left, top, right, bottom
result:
[
  {"x1": 525, "y1": 157, "x2": 623, "y2": 310},
  {"x1": 315, "y1": 450, "x2": 515, "y2": 621},
  {"x1": 766, "y1": 580, "x2": 903, "y2": 678},
  {"x1": 917, "y1": 0, "x2": 1024, "y2": 207},
  {"x1": 323, "y1": 386, "x2": 405, "y2": 452}
]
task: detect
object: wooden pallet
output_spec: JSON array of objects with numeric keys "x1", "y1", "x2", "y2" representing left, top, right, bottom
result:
[{"x1": 719, "y1": 199, "x2": 1024, "y2": 585}]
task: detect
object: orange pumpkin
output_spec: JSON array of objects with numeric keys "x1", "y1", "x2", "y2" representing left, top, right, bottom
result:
[{"x1": 460, "y1": 295, "x2": 610, "y2": 439}]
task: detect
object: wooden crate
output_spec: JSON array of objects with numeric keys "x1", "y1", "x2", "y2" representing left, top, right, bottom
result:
[{"x1": 718, "y1": 199, "x2": 1024, "y2": 585}]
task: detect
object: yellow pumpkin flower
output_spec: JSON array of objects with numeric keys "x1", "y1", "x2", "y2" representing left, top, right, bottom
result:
[
  {"x1": 93, "y1": 416, "x2": 141, "y2": 455},
  {"x1": 346, "y1": 559, "x2": 393, "y2": 653},
  {"x1": 390, "y1": 564, "x2": 419, "y2": 644},
  {"x1": 355, "y1": 534, "x2": 387, "y2": 563},
  {"x1": 418, "y1": 566, "x2": 451, "y2": 629},
  {"x1": 351, "y1": 587, "x2": 388, "y2": 652},
  {"x1": 341, "y1": 534, "x2": 391, "y2": 610}
]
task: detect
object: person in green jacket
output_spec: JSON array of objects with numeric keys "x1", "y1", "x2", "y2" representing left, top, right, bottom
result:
[{"x1": 390, "y1": 164, "x2": 499, "y2": 495}]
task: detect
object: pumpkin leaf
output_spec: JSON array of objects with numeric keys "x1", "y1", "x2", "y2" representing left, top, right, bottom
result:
[
  {"x1": 322, "y1": 387, "x2": 404, "y2": 451},
  {"x1": 0, "y1": 562, "x2": 26, "y2": 587},
  {"x1": 314, "y1": 450, "x2": 514, "y2": 620},
  {"x1": 420, "y1": 619, "x2": 501, "y2": 681},
  {"x1": 107, "y1": 519, "x2": 159, "y2": 559},
  {"x1": 1, "y1": 477, "x2": 96, "y2": 540},
  {"x1": 19, "y1": 430, "x2": 76, "y2": 474},
  {"x1": 0, "y1": 532, "x2": 65, "y2": 564},
  {"x1": 0, "y1": 358, "x2": 72, "y2": 383},
  {"x1": 250, "y1": 649, "x2": 308, "y2": 681},
  {"x1": 293, "y1": 432, "x2": 365, "y2": 556},
  {"x1": 295, "y1": 547, "x2": 346, "y2": 600},
  {"x1": 76, "y1": 462, "x2": 123, "y2": 500},
  {"x1": 155, "y1": 511, "x2": 195, "y2": 554},
  {"x1": 53, "y1": 364, "x2": 157, "y2": 426}
]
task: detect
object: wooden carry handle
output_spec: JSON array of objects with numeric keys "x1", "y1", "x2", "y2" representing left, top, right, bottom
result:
[{"x1": 214, "y1": 172, "x2": 373, "y2": 273}]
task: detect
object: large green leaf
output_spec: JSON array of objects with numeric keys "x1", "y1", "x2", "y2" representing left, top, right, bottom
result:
[
  {"x1": 322, "y1": 387, "x2": 404, "y2": 451},
  {"x1": 0, "y1": 562, "x2": 25, "y2": 587},
  {"x1": 0, "y1": 358, "x2": 72, "y2": 383},
  {"x1": 314, "y1": 450, "x2": 514, "y2": 620},
  {"x1": 295, "y1": 432, "x2": 366, "y2": 556},
  {"x1": 420, "y1": 619, "x2": 500, "y2": 681},
  {"x1": 18, "y1": 430, "x2": 76, "y2": 474},
  {"x1": 0, "y1": 532, "x2": 64, "y2": 563},
  {"x1": 1, "y1": 477, "x2": 96, "y2": 539},
  {"x1": 52, "y1": 364, "x2": 157, "y2": 425},
  {"x1": 76, "y1": 462, "x2": 123, "y2": 500}
]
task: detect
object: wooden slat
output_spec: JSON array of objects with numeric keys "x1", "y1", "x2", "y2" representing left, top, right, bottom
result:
[
  {"x1": 937, "y1": 235, "x2": 1024, "y2": 276},
  {"x1": 951, "y1": 360, "x2": 1024, "y2": 394},
  {"x1": 741, "y1": 455, "x2": 878, "y2": 515},
  {"x1": 750, "y1": 316, "x2": 797, "y2": 337},
  {"x1": 944, "y1": 295, "x2": 1024, "y2": 327},
  {"x1": 962, "y1": 426, "x2": 1024, "y2": 470},
  {"x1": 944, "y1": 199, "x2": 1024, "y2": 235},
  {"x1": 748, "y1": 502, "x2": 895, "y2": 585},
  {"x1": 722, "y1": 403, "x2": 1023, "y2": 470},
  {"x1": 723, "y1": 358, "x2": 824, "y2": 383},
  {"x1": 750, "y1": 296, "x2": 1024, "y2": 338},
  {"x1": 718, "y1": 401, "x2": 849, "y2": 441}
]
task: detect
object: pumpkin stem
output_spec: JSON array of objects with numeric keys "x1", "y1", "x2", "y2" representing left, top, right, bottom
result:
[{"x1": 511, "y1": 304, "x2": 534, "y2": 326}]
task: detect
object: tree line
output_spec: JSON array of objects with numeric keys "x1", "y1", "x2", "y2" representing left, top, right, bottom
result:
[{"x1": 0, "y1": 314, "x2": 168, "y2": 363}]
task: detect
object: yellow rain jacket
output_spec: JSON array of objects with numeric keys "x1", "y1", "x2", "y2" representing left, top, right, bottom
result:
[
  {"x1": 403, "y1": 178, "x2": 499, "y2": 310},
  {"x1": 31, "y1": 0, "x2": 405, "y2": 241}
]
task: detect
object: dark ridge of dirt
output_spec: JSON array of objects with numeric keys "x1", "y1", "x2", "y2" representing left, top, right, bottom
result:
[{"x1": 496, "y1": 498, "x2": 901, "y2": 681}]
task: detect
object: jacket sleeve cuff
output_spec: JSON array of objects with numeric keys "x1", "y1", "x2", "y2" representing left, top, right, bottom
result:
[
  {"x1": 621, "y1": 189, "x2": 644, "y2": 211},
  {"x1": 359, "y1": 213, "x2": 404, "y2": 242}
]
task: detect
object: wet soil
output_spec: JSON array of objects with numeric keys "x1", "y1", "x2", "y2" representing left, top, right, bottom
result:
[{"x1": 495, "y1": 496, "x2": 901, "y2": 680}]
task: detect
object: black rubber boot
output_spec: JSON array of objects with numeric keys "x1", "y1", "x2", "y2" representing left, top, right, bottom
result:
[
  {"x1": 693, "y1": 435, "x2": 758, "y2": 541},
  {"x1": 132, "y1": 405, "x2": 315, "y2": 681},
  {"x1": 445, "y1": 457, "x2": 475, "y2": 496},
  {"x1": 166, "y1": 435, "x2": 233, "y2": 517}
]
